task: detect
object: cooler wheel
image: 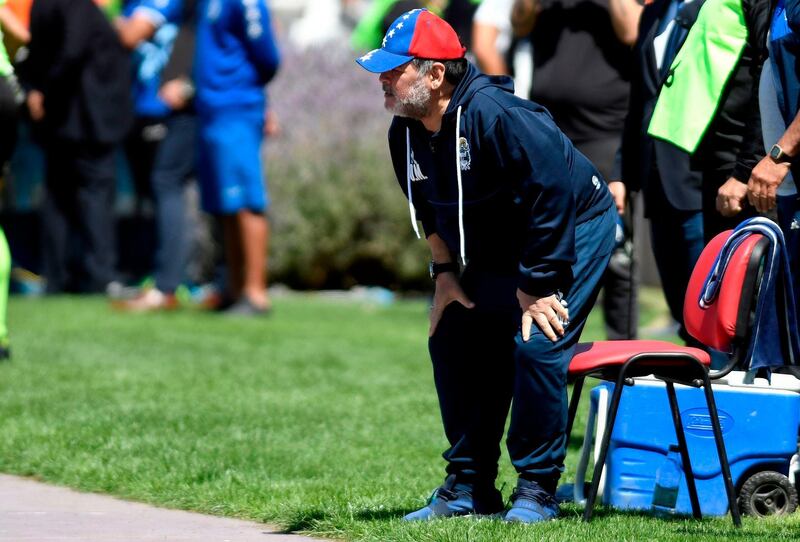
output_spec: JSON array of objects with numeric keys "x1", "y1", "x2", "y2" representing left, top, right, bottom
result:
[{"x1": 738, "y1": 471, "x2": 798, "y2": 517}]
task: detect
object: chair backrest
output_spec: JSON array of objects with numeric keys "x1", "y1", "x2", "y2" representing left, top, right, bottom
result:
[{"x1": 683, "y1": 230, "x2": 768, "y2": 359}]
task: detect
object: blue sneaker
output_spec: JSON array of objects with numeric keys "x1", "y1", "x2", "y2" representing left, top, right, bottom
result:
[
  {"x1": 505, "y1": 480, "x2": 560, "y2": 523},
  {"x1": 403, "y1": 475, "x2": 503, "y2": 521}
]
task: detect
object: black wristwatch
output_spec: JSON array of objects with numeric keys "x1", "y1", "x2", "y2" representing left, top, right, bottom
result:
[
  {"x1": 769, "y1": 143, "x2": 794, "y2": 164},
  {"x1": 429, "y1": 261, "x2": 459, "y2": 280}
]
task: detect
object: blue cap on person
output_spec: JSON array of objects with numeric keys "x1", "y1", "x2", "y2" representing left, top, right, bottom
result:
[{"x1": 355, "y1": 9, "x2": 466, "y2": 73}]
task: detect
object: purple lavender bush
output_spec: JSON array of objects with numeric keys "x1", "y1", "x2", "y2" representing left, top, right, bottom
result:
[{"x1": 266, "y1": 44, "x2": 429, "y2": 289}]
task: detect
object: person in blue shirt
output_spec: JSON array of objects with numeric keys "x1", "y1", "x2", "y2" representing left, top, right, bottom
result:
[
  {"x1": 114, "y1": 0, "x2": 197, "y2": 311},
  {"x1": 357, "y1": 9, "x2": 616, "y2": 523},
  {"x1": 194, "y1": 0, "x2": 280, "y2": 315}
]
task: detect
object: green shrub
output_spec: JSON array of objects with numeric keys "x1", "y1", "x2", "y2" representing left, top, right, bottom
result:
[{"x1": 267, "y1": 45, "x2": 429, "y2": 289}]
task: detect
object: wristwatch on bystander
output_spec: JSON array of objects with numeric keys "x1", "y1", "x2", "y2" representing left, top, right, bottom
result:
[
  {"x1": 429, "y1": 261, "x2": 459, "y2": 280},
  {"x1": 769, "y1": 144, "x2": 794, "y2": 164}
]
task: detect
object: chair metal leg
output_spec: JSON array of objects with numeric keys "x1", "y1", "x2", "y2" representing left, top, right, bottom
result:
[
  {"x1": 665, "y1": 381, "x2": 702, "y2": 519},
  {"x1": 566, "y1": 377, "x2": 585, "y2": 442},
  {"x1": 583, "y1": 372, "x2": 625, "y2": 522},
  {"x1": 701, "y1": 374, "x2": 742, "y2": 527}
]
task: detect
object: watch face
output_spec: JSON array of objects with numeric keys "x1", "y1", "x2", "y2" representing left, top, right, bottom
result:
[{"x1": 770, "y1": 145, "x2": 783, "y2": 160}]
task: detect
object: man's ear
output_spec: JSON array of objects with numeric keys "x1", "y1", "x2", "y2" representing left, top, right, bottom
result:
[{"x1": 429, "y1": 62, "x2": 447, "y2": 90}]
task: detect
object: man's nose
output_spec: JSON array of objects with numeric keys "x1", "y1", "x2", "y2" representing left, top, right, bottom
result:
[{"x1": 378, "y1": 71, "x2": 390, "y2": 83}]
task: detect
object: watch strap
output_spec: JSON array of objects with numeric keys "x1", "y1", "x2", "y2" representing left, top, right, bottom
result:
[{"x1": 430, "y1": 261, "x2": 459, "y2": 280}]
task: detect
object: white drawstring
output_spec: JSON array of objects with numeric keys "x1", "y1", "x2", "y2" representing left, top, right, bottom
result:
[
  {"x1": 406, "y1": 127, "x2": 421, "y2": 239},
  {"x1": 455, "y1": 106, "x2": 466, "y2": 265}
]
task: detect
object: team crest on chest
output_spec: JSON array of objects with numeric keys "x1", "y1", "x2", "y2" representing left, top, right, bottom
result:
[{"x1": 458, "y1": 137, "x2": 471, "y2": 171}]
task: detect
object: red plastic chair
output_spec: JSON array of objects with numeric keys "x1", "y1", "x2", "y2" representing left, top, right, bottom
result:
[{"x1": 565, "y1": 231, "x2": 769, "y2": 527}]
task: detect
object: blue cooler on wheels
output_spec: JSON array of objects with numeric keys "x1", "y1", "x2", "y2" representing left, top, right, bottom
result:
[
  {"x1": 565, "y1": 225, "x2": 800, "y2": 523},
  {"x1": 579, "y1": 375, "x2": 800, "y2": 516}
]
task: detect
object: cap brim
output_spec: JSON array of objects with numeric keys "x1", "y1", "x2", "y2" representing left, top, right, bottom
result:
[{"x1": 355, "y1": 48, "x2": 413, "y2": 73}]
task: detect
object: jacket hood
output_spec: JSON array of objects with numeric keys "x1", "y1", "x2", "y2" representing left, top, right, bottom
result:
[{"x1": 444, "y1": 63, "x2": 515, "y2": 117}]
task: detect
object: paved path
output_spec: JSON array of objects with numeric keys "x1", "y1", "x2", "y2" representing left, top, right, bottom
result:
[{"x1": 0, "y1": 474, "x2": 319, "y2": 542}]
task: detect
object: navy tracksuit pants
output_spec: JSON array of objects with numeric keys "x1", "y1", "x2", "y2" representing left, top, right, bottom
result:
[{"x1": 428, "y1": 206, "x2": 616, "y2": 492}]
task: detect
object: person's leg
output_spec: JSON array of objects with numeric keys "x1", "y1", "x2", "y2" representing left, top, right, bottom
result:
[
  {"x1": 0, "y1": 227, "x2": 10, "y2": 358},
  {"x1": 237, "y1": 209, "x2": 269, "y2": 309},
  {"x1": 41, "y1": 142, "x2": 76, "y2": 294},
  {"x1": 0, "y1": 78, "x2": 16, "y2": 354},
  {"x1": 408, "y1": 275, "x2": 517, "y2": 519},
  {"x1": 649, "y1": 201, "x2": 705, "y2": 343},
  {"x1": 74, "y1": 143, "x2": 117, "y2": 292},
  {"x1": 602, "y1": 232, "x2": 638, "y2": 340},
  {"x1": 223, "y1": 107, "x2": 270, "y2": 312},
  {"x1": 433, "y1": 273, "x2": 518, "y2": 482},
  {"x1": 506, "y1": 206, "x2": 615, "y2": 522},
  {"x1": 221, "y1": 214, "x2": 243, "y2": 300},
  {"x1": 777, "y1": 193, "x2": 800, "y2": 304},
  {"x1": 574, "y1": 136, "x2": 639, "y2": 341},
  {"x1": 120, "y1": 118, "x2": 160, "y2": 284},
  {"x1": 151, "y1": 113, "x2": 197, "y2": 294}
]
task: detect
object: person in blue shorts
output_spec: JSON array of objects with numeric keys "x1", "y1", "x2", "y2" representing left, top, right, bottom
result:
[
  {"x1": 356, "y1": 9, "x2": 616, "y2": 523},
  {"x1": 194, "y1": 0, "x2": 280, "y2": 315}
]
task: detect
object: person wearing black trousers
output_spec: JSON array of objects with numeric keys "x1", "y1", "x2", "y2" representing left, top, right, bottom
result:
[
  {"x1": 18, "y1": 0, "x2": 132, "y2": 294},
  {"x1": 358, "y1": 9, "x2": 616, "y2": 523}
]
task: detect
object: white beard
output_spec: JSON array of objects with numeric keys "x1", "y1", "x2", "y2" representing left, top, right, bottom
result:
[{"x1": 386, "y1": 75, "x2": 431, "y2": 119}]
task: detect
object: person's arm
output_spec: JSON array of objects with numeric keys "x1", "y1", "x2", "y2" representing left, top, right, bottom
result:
[
  {"x1": 472, "y1": 21, "x2": 508, "y2": 75},
  {"x1": 608, "y1": 0, "x2": 643, "y2": 46},
  {"x1": 719, "y1": 0, "x2": 770, "y2": 216},
  {"x1": 20, "y1": 0, "x2": 85, "y2": 121},
  {"x1": 161, "y1": 22, "x2": 196, "y2": 83},
  {"x1": 115, "y1": 13, "x2": 158, "y2": 49},
  {"x1": 237, "y1": 0, "x2": 280, "y2": 84},
  {"x1": 487, "y1": 108, "x2": 577, "y2": 341},
  {"x1": 786, "y1": 0, "x2": 800, "y2": 32},
  {"x1": 746, "y1": 113, "x2": 800, "y2": 212},
  {"x1": 159, "y1": 20, "x2": 197, "y2": 111},
  {"x1": 427, "y1": 233, "x2": 474, "y2": 337},
  {"x1": 608, "y1": 142, "x2": 626, "y2": 214},
  {"x1": 44, "y1": 0, "x2": 98, "y2": 91},
  {"x1": 716, "y1": 102, "x2": 761, "y2": 217},
  {"x1": 511, "y1": 0, "x2": 540, "y2": 37},
  {"x1": 0, "y1": 5, "x2": 30, "y2": 43},
  {"x1": 494, "y1": 110, "x2": 576, "y2": 298}
]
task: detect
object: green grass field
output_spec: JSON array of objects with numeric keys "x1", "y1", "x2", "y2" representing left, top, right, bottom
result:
[{"x1": 1, "y1": 292, "x2": 798, "y2": 541}]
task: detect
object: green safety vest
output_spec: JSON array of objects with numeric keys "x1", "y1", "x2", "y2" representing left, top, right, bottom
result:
[
  {"x1": 647, "y1": 0, "x2": 748, "y2": 154},
  {"x1": 0, "y1": 0, "x2": 13, "y2": 77}
]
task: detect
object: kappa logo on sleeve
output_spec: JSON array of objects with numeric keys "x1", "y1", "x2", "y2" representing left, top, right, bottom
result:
[
  {"x1": 409, "y1": 150, "x2": 428, "y2": 182},
  {"x1": 591, "y1": 175, "x2": 601, "y2": 190}
]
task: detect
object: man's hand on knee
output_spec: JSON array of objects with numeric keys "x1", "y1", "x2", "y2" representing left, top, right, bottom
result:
[
  {"x1": 518, "y1": 290, "x2": 569, "y2": 342},
  {"x1": 429, "y1": 272, "x2": 474, "y2": 337}
]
